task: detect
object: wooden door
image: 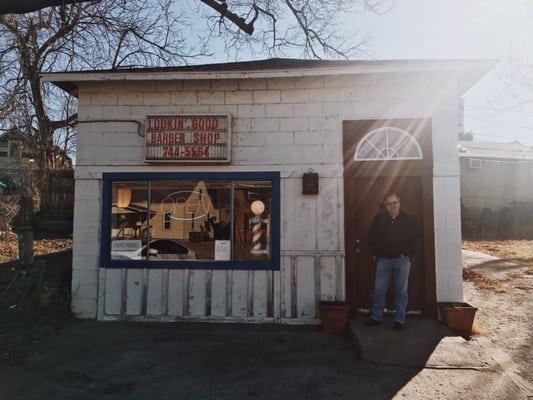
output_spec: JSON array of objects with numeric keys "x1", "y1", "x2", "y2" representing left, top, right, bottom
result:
[
  {"x1": 344, "y1": 176, "x2": 425, "y2": 313},
  {"x1": 342, "y1": 118, "x2": 436, "y2": 317}
]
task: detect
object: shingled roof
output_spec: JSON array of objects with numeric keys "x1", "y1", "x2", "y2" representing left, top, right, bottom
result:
[{"x1": 42, "y1": 57, "x2": 496, "y2": 97}]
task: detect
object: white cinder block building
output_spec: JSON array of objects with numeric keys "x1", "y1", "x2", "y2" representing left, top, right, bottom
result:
[{"x1": 43, "y1": 59, "x2": 493, "y2": 322}]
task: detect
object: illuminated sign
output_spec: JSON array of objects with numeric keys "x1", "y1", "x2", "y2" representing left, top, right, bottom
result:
[
  {"x1": 160, "y1": 190, "x2": 210, "y2": 221},
  {"x1": 145, "y1": 114, "x2": 231, "y2": 163}
]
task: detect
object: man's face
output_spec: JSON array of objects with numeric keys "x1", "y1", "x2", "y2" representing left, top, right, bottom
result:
[{"x1": 385, "y1": 195, "x2": 400, "y2": 218}]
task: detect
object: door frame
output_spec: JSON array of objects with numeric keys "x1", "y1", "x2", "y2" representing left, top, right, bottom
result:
[{"x1": 342, "y1": 119, "x2": 437, "y2": 318}]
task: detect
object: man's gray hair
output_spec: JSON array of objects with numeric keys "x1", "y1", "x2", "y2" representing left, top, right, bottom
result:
[{"x1": 384, "y1": 193, "x2": 400, "y2": 202}]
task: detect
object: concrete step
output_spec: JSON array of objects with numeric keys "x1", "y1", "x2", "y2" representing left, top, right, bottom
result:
[{"x1": 349, "y1": 316, "x2": 494, "y2": 369}]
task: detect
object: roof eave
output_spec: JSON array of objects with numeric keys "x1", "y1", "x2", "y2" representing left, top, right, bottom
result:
[{"x1": 42, "y1": 59, "x2": 497, "y2": 97}]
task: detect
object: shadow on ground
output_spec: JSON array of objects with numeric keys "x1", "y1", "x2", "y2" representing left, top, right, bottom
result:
[
  {"x1": 1, "y1": 321, "x2": 429, "y2": 400},
  {"x1": 0, "y1": 250, "x2": 72, "y2": 368}
]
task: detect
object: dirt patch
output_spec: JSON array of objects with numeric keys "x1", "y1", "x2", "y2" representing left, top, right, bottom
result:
[{"x1": 462, "y1": 241, "x2": 533, "y2": 385}]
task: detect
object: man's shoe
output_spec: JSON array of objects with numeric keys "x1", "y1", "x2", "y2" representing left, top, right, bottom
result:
[
  {"x1": 393, "y1": 322, "x2": 403, "y2": 331},
  {"x1": 365, "y1": 319, "x2": 381, "y2": 327}
]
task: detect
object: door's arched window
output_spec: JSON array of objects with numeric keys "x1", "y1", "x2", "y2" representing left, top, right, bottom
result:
[{"x1": 354, "y1": 127, "x2": 423, "y2": 161}]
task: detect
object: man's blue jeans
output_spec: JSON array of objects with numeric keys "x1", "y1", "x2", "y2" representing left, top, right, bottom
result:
[{"x1": 370, "y1": 256, "x2": 411, "y2": 324}]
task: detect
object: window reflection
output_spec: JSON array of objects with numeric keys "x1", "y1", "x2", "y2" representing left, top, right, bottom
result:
[
  {"x1": 233, "y1": 181, "x2": 272, "y2": 261},
  {"x1": 108, "y1": 178, "x2": 274, "y2": 264},
  {"x1": 110, "y1": 182, "x2": 150, "y2": 260},
  {"x1": 149, "y1": 180, "x2": 231, "y2": 261}
]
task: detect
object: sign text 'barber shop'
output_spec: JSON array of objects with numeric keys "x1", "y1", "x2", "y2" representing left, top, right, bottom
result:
[{"x1": 145, "y1": 115, "x2": 231, "y2": 163}]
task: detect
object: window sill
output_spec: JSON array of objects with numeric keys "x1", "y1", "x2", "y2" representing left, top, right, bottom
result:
[{"x1": 102, "y1": 259, "x2": 280, "y2": 270}]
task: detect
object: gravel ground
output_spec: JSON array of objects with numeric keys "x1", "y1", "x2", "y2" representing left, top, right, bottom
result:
[{"x1": 462, "y1": 241, "x2": 533, "y2": 385}]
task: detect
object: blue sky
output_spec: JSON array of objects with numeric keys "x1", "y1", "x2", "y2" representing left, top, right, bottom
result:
[
  {"x1": 348, "y1": 0, "x2": 533, "y2": 145},
  {"x1": 203, "y1": 0, "x2": 533, "y2": 145}
]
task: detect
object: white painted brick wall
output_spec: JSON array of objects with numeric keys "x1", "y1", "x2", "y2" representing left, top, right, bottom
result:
[
  {"x1": 239, "y1": 78, "x2": 267, "y2": 90},
  {"x1": 72, "y1": 179, "x2": 102, "y2": 318},
  {"x1": 266, "y1": 104, "x2": 294, "y2": 118},
  {"x1": 198, "y1": 91, "x2": 225, "y2": 105},
  {"x1": 225, "y1": 90, "x2": 253, "y2": 104},
  {"x1": 73, "y1": 72, "x2": 467, "y2": 319},
  {"x1": 431, "y1": 81, "x2": 463, "y2": 302},
  {"x1": 170, "y1": 91, "x2": 198, "y2": 105},
  {"x1": 292, "y1": 103, "x2": 323, "y2": 117},
  {"x1": 210, "y1": 79, "x2": 238, "y2": 91},
  {"x1": 251, "y1": 118, "x2": 280, "y2": 132},
  {"x1": 237, "y1": 104, "x2": 265, "y2": 118},
  {"x1": 279, "y1": 117, "x2": 308, "y2": 132},
  {"x1": 253, "y1": 90, "x2": 281, "y2": 104}
]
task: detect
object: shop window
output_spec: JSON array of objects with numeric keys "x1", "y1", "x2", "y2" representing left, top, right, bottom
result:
[
  {"x1": 102, "y1": 172, "x2": 280, "y2": 270},
  {"x1": 110, "y1": 182, "x2": 150, "y2": 261},
  {"x1": 163, "y1": 212, "x2": 172, "y2": 230},
  {"x1": 354, "y1": 127, "x2": 423, "y2": 161}
]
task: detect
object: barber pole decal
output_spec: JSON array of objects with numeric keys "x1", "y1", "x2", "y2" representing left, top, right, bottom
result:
[
  {"x1": 145, "y1": 114, "x2": 231, "y2": 163},
  {"x1": 251, "y1": 216, "x2": 263, "y2": 254}
]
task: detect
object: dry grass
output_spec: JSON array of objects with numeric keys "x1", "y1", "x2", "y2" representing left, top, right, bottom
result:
[
  {"x1": 462, "y1": 269, "x2": 508, "y2": 293},
  {"x1": 462, "y1": 240, "x2": 533, "y2": 268},
  {"x1": 463, "y1": 240, "x2": 533, "y2": 292},
  {"x1": 0, "y1": 236, "x2": 72, "y2": 263}
]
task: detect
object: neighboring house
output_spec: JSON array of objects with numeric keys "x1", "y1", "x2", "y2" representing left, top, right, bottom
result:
[
  {"x1": 0, "y1": 129, "x2": 74, "y2": 233},
  {"x1": 43, "y1": 58, "x2": 493, "y2": 322},
  {"x1": 459, "y1": 140, "x2": 533, "y2": 239},
  {"x1": 0, "y1": 129, "x2": 34, "y2": 187}
]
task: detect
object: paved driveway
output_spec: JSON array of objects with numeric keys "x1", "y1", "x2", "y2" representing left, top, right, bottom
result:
[{"x1": 1, "y1": 321, "x2": 527, "y2": 399}]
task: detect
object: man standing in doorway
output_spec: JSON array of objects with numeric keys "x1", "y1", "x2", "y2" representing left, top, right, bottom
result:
[{"x1": 365, "y1": 193, "x2": 418, "y2": 330}]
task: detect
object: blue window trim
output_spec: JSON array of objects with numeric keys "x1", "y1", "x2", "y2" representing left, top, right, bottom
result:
[{"x1": 101, "y1": 171, "x2": 280, "y2": 270}]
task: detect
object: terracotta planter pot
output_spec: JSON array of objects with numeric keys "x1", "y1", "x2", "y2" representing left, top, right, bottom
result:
[
  {"x1": 319, "y1": 301, "x2": 350, "y2": 335},
  {"x1": 438, "y1": 302, "x2": 478, "y2": 337}
]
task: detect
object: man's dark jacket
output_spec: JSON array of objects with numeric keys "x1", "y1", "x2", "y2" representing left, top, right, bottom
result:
[{"x1": 368, "y1": 211, "x2": 418, "y2": 259}]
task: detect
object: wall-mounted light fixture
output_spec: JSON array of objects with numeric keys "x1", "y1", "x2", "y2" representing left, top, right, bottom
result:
[{"x1": 302, "y1": 169, "x2": 319, "y2": 195}]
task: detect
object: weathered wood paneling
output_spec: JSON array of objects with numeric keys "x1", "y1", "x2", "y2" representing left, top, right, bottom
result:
[
  {"x1": 295, "y1": 256, "x2": 316, "y2": 319},
  {"x1": 232, "y1": 271, "x2": 249, "y2": 317},
  {"x1": 147, "y1": 269, "x2": 164, "y2": 315},
  {"x1": 101, "y1": 254, "x2": 344, "y2": 322},
  {"x1": 320, "y1": 256, "x2": 336, "y2": 301},
  {"x1": 253, "y1": 270, "x2": 268, "y2": 317},
  {"x1": 273, "y1": 270, "x2": 281, "y2": 319},
  {"x1": 167, "y1": 269, "x2": 185, "y2": 316},
  {"x1": 280, "y1": 256, "x2": 293, "y2": 318},
  {"x1": 316, "y1": 179, "x2": 340, "y2": 251},
  {"x1": 126, "y1": 269, "x2": 144, "y2": 315},
  {"x1": 211, "y1": 270, "x2": 227, "y2": 316},
  {"x1": 188, "y1": 270, "x2": 207, "y2": 316},
  {"x1": 104, "y1": 268, "x2": 122, "y2": 315}
]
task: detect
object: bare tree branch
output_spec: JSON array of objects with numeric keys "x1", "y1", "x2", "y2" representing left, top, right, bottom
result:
[
  {"x1": 199, "y1": 0, "x2": 256, "y2": 35},
  {"x1": 0, "y1": 0, "x2": 98, "y2": 15}
]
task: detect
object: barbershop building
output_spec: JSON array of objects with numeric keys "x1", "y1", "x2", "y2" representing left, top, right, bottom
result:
[{"x1": 44, "y1": 59, "x2": 492, "y2": 322}]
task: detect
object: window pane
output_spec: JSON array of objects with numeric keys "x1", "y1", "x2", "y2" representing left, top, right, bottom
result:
[
  {"x1": 163, "y1": 212, "x2": 171, "y2": 230},
  {"x1": 149, "y1": 180, "x2": 231, "y2": 261},
  {"x1": 110, "y1": 182, "x2": 149, "y2": 260},
  {"x1": 233, "y1": 181, "x2": 272, "y2": 262}
]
